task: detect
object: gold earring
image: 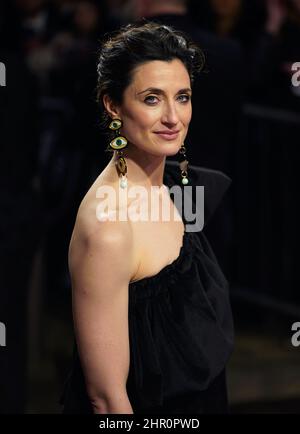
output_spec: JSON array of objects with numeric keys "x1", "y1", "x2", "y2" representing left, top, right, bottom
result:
[
  {"x1": 178, "y1": 143, "x2": 189, "y2": 185},
  {"x1": 108, "y1": 119, "x2": 128, "y2": 189}
]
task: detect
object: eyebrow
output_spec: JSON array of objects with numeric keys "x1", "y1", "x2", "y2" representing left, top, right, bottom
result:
[{"x1": 137, "y1": 87, "x2": 192, "y2": 95}]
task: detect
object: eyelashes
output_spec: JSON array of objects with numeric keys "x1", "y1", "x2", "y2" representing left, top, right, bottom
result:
[{"x1": 144, "y1": 94, "x2": 191, "y2": 105}]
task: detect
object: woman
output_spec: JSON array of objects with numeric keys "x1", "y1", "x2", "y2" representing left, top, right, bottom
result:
[{"x1": 60, "y1": 21, "x2": 234, "y2": 414}]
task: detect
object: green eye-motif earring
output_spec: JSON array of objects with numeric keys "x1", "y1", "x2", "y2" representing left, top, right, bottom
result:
[
  {"x1": 110, "y1": 135, "x2": 128, "y2": 150},
  {"x1": 109, "y1": 119, "x2": 128, "y2": 150},
  {"x1": 108, "y1": 118, "x2": 128, "y2": 188}
]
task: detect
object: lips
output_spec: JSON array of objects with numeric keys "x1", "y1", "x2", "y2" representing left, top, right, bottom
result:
[{"x1": 154, "y1": 130, "x2": 180, "y2": 141}]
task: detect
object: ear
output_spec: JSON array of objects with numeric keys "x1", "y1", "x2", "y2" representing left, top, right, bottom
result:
[{"x1": 102, "y1": 94, "x2": 121, "y2": 119}]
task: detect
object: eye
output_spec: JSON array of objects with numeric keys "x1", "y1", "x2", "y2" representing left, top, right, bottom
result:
[
  {"x1": 144, "y1": 95, "x2": 159, "y2": 105},
  {"x1": 110, "y1": 136, "x2": 128, "y2": 150},
  {"x1": 177, "y1": 94, "x2": 191, "y2": 103}
]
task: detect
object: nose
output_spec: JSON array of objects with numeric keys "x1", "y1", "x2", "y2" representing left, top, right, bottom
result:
[{"x1": 161, "y1": 101, "x2": 179, "y2": 127}]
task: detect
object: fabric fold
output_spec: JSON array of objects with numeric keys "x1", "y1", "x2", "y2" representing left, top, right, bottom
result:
[{"x1": 126, "y1": 230, "x2": 234, "y2": 410}]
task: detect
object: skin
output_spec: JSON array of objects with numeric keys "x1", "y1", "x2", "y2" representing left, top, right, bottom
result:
[
  {"x1": 104, "y1": 58, "x2": 192, "y2": 188},
  {"x1": 68, "y1": 59, "x2": 192, "y2": 413}
]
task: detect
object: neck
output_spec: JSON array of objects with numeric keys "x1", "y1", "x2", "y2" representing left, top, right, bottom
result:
[{"x1": 108, "y1": 146, "x2": 166, "y2": 189}]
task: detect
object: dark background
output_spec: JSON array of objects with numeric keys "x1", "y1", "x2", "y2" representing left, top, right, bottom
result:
[{"x1": 0, "y1": 0, "x2": 300, "y2": 413}]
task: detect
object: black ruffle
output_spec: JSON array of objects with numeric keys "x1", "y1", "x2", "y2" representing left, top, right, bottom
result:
[{"x1": 126, "y1": 229, "x2": 234, "y2": 411}]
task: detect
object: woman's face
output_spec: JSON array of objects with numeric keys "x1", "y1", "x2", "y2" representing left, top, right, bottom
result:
[{"x1": 114, "y1": 59, "x2": 192, "y2": 158}]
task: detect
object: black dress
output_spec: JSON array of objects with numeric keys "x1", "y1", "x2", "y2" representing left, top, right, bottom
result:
[{"x1": 60, "y1": 162, "x2": 235, "y2": 414}]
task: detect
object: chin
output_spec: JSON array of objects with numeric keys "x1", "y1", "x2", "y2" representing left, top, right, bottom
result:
[
  {"x1": 164, "y1": 145, "x2": 181, "y2": 157},
  {"x1": 153, "y1": 139, "x2": 182, "y2": 155},
  {"x1": 149, "y1": 146, "x2": 180, "y2": 158},
  {"x1": 165, "y1": 142, "x2": 182, "y2": 155}
]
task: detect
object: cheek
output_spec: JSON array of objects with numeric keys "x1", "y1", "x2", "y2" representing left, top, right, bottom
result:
[
  {"x1": 182, "y1": 106, "x2": 192, "y2": 125},
  {"x1": 124, "y1": 108, "x2": 156, "y2": 134},
  {"x1": 120, "y1": 116, "x2": 149, "y2": 145}
]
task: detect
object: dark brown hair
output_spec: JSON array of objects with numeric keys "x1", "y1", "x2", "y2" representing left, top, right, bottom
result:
[{"x1": 96, "y1": 20, "x2": 205, "y2": 137}]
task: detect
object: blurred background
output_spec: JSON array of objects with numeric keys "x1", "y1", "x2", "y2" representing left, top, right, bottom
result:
[{"x1": 0, "y1": 0, "x2": 300, "y2": 414}]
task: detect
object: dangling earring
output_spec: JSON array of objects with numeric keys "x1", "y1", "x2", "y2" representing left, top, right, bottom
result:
[
  {"x1": 108, "y1": 118, "x2": 128, "y2": 189},
  {"x1": 178, "y1": 142, "x2": 189, "y2": 185}
]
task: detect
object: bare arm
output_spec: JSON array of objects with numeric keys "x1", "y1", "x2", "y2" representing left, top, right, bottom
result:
[{"x1": 69, "y1": 212, "x2": 135, "y2": 414}]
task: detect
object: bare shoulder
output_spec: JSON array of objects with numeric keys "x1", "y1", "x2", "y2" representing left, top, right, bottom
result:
[{"x1": 69, "y1": 183, "x2": 137, "y2": 283}]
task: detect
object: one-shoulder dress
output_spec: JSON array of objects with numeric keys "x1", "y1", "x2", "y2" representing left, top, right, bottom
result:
[{"x1": 60, "y1": 161, "x2": 235, "y2": 414}]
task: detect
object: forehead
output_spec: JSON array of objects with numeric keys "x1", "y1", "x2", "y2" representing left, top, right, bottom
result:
[{"x1": 129, "y1": 59, "x2": 191, "y2": 91}]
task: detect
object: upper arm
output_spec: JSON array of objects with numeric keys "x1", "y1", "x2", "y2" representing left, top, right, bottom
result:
[{"x1": 68, "y1": 212, "x2": 134, "y2": 408}]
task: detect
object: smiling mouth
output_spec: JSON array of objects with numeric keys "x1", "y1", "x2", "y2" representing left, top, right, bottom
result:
[{"x1": 154, "y1": 131, "x2": 180, "y2": 140}]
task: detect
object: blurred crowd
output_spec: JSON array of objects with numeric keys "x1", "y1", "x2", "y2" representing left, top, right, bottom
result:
[
  {"x1": 1, "y1": 0, "x2": 300, "y2": 106},
  {"x1": 1, "y1": 0, "x2": 300, "y2": 413}
]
